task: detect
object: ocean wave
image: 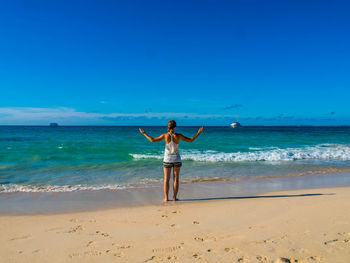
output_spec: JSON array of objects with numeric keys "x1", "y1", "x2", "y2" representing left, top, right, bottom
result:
[
  {"x1": 249, "y1": 146, "x2": 278, "y2": 151},
  {"x1": 0, "y1": 184, "x2": 127, "y2": 193},
  {"x1": 130, "y1": 144, "x2": 350, "y2": 162}
]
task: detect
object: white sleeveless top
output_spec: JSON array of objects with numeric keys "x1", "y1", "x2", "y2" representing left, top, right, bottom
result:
[{"x1": 163, "y1": 132, "x2": 181, "y2": 163}]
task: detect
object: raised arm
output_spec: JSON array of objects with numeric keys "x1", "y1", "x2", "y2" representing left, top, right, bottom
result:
[
  {"x1": 139, "y1": 128, "x2": 165, "y2": 143},
  {"x1": 179, "y1": 127, "x2": 204, "y2": 143}
]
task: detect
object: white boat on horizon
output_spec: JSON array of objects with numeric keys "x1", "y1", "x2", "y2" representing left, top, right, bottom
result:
[
  {"x1": 230, "y1": 122, "x2": 242, "y2": 128},
  {"x1": 230, "y1": 111, "x2": 242, "y2": 128}
]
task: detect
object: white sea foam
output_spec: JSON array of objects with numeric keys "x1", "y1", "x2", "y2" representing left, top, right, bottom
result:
[
  {"x1": 0, "y1": 184, "x2": 127, "y2": 193},
  {"x1": 249, "y1": 146, "x2": 278, "y2": 151},
  {"x1": 130, "y1": 154, "x2": 164, "y2": 160},
  {"x1": 130, "y1": 144, "x2": 350, "y2": 162}
]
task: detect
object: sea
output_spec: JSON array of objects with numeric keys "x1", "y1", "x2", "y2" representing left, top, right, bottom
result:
[{"x1": 1, "y1": 125, "x2": 350, "y2": 194}]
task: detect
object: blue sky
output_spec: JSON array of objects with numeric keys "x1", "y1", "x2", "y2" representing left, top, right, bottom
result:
[{"x1": 0, "y1": 0, "x2": 349, "y2": 125}]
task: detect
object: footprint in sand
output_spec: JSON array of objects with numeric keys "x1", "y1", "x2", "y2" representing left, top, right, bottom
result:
[
  {"x1": 224, "y1": 247, "x2": 240, "y2": 253},
  {"x1": 264, "y1": 238, "x2": 277, "y2": 244},
  {"x1": 167, "y1": 256, "x2": 178, "y2": 260},
  {"x1": 193, "y1": 221, "x2": 200, "y2": 224},
  {"x1": 68, "y1": 225, "x2": 84, "y2": 233},
  {"x1": 238, "y1": 257, "x2": 248, "y2": 262},
  {"x1": 161, "y1": 215, "x2": 168, "y2": 218},
  {"x1": 273, "y1": 257, "x2": 299, "y2": 263},
  {"x1": 194, "y1": 236, "x2": 217, "y2": 242},
  {"x1": 308, "y1": 255, "x2": 324, "y2": 261},
  {"x1": 152, "y1": 245, "x2": 182, "y2": 253},
  {"x1": 258, "y1": 235, "x2": 287, "y2": 244},
  {"x1": 324, "y1": 239, "x2": 338, "y2": 245},
  {"x1": 206, "y1": 236, "x2": 217, "y2": 242},
  {"x1": 87, "y1": 241, "x2": 96, "y2": 247},
  {"x1": 194, "y1": 237, "x2": 204, "y2": 242},
  {"x1": 144, "y1": 255, "x2": 176, "y2": 262},
  {"x1": 70, "y1": 249, "x2": 124, "y2": 258},
  {"x1": 10, "y1": 234, "x2": 31, "y2": 241},
  {"x1": 172, "y1": 210, "x2": 180, "y2": 214},
  {"x1": 106, "y1": 249, "x2": 123, "y2": 256},
  {"x1": 144, "y1": 255, "x2": 156, "y2": 262},
  {"x1": 83, "y1": 250, "x2": 103, "y2": 256},
  {"x1": 280, "y1": 234, "x2": 288, "y2": 240},
  {"x1": 112, "y1": 243, "x2": 132, "y2": 249},
  {"x1": 70, "y1": 252, "x2": 81, "y2": 258},
  {"x1": 112, "y1": 252, "x2": 124, "y2": 257},
  {"x1": 256, "y1": 255, "x2": 268, "y2": 262},
  {"x1": 95, "y1": 231, "x2": 110, "y2": 237},
  {"x1": 325, "y1": 237, "x2": 350, "y2": 247}
]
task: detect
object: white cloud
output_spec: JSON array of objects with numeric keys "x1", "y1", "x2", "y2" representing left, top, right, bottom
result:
[
  {"x1": 0, "y1": 107, "x2": 232, "y2": 125},
  {"x1": 2, "y1": 107, "x2": 343, "y2": 126}
]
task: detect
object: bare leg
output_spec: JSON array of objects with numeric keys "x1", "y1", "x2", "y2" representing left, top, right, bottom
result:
[
  {"x1": 173, "y1": 166, "x2": 181, "y2": 201},
  {"x1": 163, "y1": 167, "x2": 171, "y2": 203}
]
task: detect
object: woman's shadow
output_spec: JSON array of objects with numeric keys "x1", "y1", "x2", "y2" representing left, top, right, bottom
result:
[{"x1": 176, "y1": 193, "x2": 334, "y2": 202}]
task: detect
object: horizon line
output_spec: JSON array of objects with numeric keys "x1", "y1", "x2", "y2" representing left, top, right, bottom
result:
[{"x1": 1, "y1": 124, "x2": 350, "y2": 127}]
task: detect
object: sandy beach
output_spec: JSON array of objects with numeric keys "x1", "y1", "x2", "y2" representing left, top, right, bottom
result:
[
  {"x1": 2, "y1": 0, "x2": 350, "y2": 261},
  {"x1": 1, "y1": 186, "x2": 349, "y2": 263}
]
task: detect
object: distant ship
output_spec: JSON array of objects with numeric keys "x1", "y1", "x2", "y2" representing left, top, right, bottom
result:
[
  {"x1": 230, "y1": 113, "x2": 242, "y2": 128},
  {"x1": 49, "y1": 123, "x2": 59, "y2": 127},
  {"x1": 230, "y1": 122, "x2": 242, "y2": 128}
]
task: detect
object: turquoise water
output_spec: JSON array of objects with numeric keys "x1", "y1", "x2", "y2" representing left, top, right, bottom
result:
[{"x1": 1, "y1": 126, "x2": 350, "y2": 192}]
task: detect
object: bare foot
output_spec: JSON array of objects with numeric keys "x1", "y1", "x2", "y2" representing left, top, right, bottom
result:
[
  {"x1": 163, "y1": 198, "x2": 169, "y2": 203},
  {"x1": 173, "y1": 197, "x2": 179, "y2": 202}
]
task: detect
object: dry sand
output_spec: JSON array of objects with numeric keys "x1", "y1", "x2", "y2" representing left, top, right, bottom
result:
[{"x1": 0, "y1": 186, "x2": 349, "y2": 263}]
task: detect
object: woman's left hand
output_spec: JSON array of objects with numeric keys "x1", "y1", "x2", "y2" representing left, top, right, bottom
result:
[{"x1": 139, "y1": 128, "x2": 146, "y2": 135}]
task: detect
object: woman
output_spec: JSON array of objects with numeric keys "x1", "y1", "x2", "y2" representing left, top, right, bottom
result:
[{"x1": 139, "y1": 120, "x2": 203, "y2": 203}]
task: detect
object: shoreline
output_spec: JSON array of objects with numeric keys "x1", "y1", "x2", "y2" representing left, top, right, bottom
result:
[
  {"x1": 1, "y1": 186, "x2": 349, "y2": 262},
  {"x1": 1, "y1": 171, "x2": 350, "y2": 215}
]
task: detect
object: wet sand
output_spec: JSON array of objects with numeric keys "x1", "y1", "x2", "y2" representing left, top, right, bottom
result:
[
  {"x1": 1, "y1": 171, "x2": 350, "y2": 215},
  {"x1": 1, "y1": 185, "x2": 350, "y2": 263}
]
